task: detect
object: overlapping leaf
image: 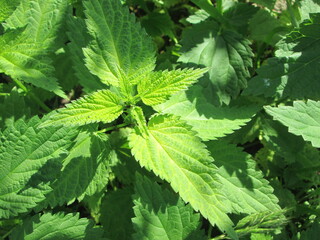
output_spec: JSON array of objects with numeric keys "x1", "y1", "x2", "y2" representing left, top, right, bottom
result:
[
  {"x1": 10, "y1": 212, "x2": 105, "y2": 240},
  {"x1": 67, "y1": 16, "x2": 106, "y2": 93},
  {"x1": 83, "y1": 0, "x2": 155, "y2": 87},
  {"x1": 206, "y1": 141, "x2": 281, "y2": 214},
  {"x1": 155, "y1": 85, "x2": 259, "y2": 141},
  {"x1": 129, "y1": 115, "x2": 237, "y2": 239},
  {"x1": 265, "y1": 100, "x2": 320, "y2": 148},
  {"x1": 179, "y1": 20, "x2": 253, "y2": 105},
  {"x1": 132, "y1": 174, "x2": 205, "y2": 240},
  {"x1": 138, "y1": 68, "x2": 206, "y2": 106},
  {"x1": 244, "y1": 14, "x2": 320, "y2": 100},
  {"x1": 100, "y1": 187, "x2": 134, "y2": 240},
  {"x1": 0, "y1": 117, "x2": 77, "y2": 218},
  {"x1": 40, "y1": 90, "x2": 123, "y2": 127},
  {"x1": 42, "y1": 132, "x2": 112, "y2": 207}
]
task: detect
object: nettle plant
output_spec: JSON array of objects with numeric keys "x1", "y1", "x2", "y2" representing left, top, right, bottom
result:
[{"x1": 1, "y1": 0, "x2": 320, "y2": 239}]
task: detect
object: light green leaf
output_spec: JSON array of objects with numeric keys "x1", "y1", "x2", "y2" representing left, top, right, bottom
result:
[
  {"x1": 132, "y1": 174, "x2": 206, "y2": 240},
  {"x1": 0, "y1": 30, "x2": 66, "y2": 97},
  {"x1": 179, "y1": 20, "x2": 253, "y2": 105},
  {"x1": 83, "y1": 0, "x2": 155, "y2": 87},
  {"x1": 100, "y1": 187, "x2": 134, "y2": 240},
  {"x1": 0, "y1": 0, "x2": 20, "y2": 22},
  {"x1": 0, "y1": 0, "x2": 70, "y2": 97},
  {"x1": 155, "y1": 85, "x2": 258, "y2": 141},
  {"x1": 10, "y1": 212, "x2": 105, "y2": 240},
  {"x1": 0, "y1": 117, "x2": 77, "y2": 218},
  {"x1": 206, "y1": 141, "x2": 281, "y2": 214},
  {"x1": 129, "y1": 115, "x2": 237, "y2": 239},
  {"x1": 40, "y1": 90, "x2": 123, "y2": 127},
  {"x1": 138, "y1": 68, "x2": 206, "y2": 106},
  {"x1": 265, "y1": 100, "x2": 320, "y2": 148}
]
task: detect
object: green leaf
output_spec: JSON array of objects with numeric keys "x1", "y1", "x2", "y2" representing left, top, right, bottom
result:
[
  {"x1": 83, "y1": 0, "x2": 155, "y2": 87},
  {"x1": 0, "y1": 117, "x2": 77, "y2": 218},
  {"x1": 0, "y1": 29, "x2": 66, "y2": 98},
  {"x1": 42, "y1": 131, "x2": 112, "y2": 207},
  {"x1": 141, "y1": 12, "x2": 175, "y2": 38},
  {"x1": 265, "y1": 100, "x2": 320, "y2": 148},
  {"x1": 300, "y1": 221, "x2": 320, "y2": 240},
  {"x1": 249, "y1": 9, "x2": 288, "y2": 45},
  {"x1": 67, "y1": 16, "x2": 107, "y2": 93},
  {"x1": 0, "y1": 0, "x2": 20, "y2": 22},
  {"x1": 100, "y1": 187, "x2": 134, "y2": 240},
  {"x1": 40, "y1": 90, "x2": 124, "y2": 127},
  {"x1": 155, "y1": 85, "x2": 259, "y2": 141},
  {"x1": 132, "y1": 174, "x2": 205, "y2": 240},
  {"x1": 129, "y1": 115, "x2": 237, "y2": 239},
  {"x1": 206, "y1": 141, "x2": 281, "y2": 214},
  {"x1": 10, "y1": 212, "x2": 105, "y2": 240},
  {"x1": 0, "y1": 0, "x2": 70, "y2": 97},
  {"x1": 179, "y1": 20, "x2": 253, "y2": 105},
  {"x1": 244, "y1": 14, "x2": 320, "y2": 100},
  {"x1": 138, "y1": 68, "x2": 206, "y2": 106}
]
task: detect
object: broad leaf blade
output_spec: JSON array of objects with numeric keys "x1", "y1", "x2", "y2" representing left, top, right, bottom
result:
[
  {"x1": 206, "y1": 141, "x2": 281, "y2": 214},
  {"x1": 67, "y1": 16, "x2": 106, "y2": 93},
  {"x1": 100, "y1": 187, "x2": 135, "y2": 240},
  {"x1": 244, "y1": 14, "x2": 320, "y2": 100},
  {"x1": 41, "y1": 132, "x2": 112, "y2": 207},
  {"x1": 0, "y1": 117, "x2": 77, "y2": 218},
  {"x1": 155, "y1": 85, "x2": 258, "y2": 141},
  {"x1": 179, "y1": 20, "x2": 253, "y2": 105},
  {"x1": 40, "y1": 90, "x2": 123, "y2": 127},
  {"x1": 83, "y1": 0, "x2": 155, "y2": 87},
  {"x1": 138, "y1": 68, "x2": 207, "y2": 106},
  {"x1": 265, "y1": 100, "x2": 320, "y2": 148},
  {"x1": 10, "y1": 212, "x2": 105, "y2": 240},
  {"x1": 132, "y1": 174, "x2": 206, "y2": 240},
  {"x1": 129, "y1": 115, "x2": 237, "y2": 239}
]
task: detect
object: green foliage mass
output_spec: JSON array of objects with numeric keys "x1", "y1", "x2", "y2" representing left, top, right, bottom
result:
[{"x1": 0, "y1": 0, "x2": 319, "y2": 239}]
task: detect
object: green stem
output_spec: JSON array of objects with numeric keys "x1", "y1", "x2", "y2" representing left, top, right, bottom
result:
[
  {"x1": 207, "y1": 225, "x2": 213, "y2": 239},
  {"x1": 191, "y1": 0, "x2": 227, "y2": 26},
  {"x1": 0, "y1": 93, "x2": 10, "y2": 96},
  {"x1": 96, "y1": 122, "x2": 130, "y2": 133},
  {"x1": 286, "y1": 0, "x2": 299, "y2": 28},
  {"x1": 11, "y1": 78, "x2": 51, "y2": 112}
]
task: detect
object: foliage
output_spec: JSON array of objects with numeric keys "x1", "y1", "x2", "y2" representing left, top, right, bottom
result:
[{"x1": 0, "y1": 0, "x2": 319, "y2": 239}]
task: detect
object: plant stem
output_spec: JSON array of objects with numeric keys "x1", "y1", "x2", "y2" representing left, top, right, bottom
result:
[
  {"x1": 96, "y1": 122, "x2": 130, "y2": 133},
  {"x1": 207, "y1": 225, "x2": 213, "y2": 238},
  {"x1": 286, "y1": 0, "x2": 299, "y2": 28},
  {"x1": 191, "y1": 0, "x2": 228, "y2": 26},
  {"x1": 11, "y1": 78, "x2": 51, "y2": 112},
  {"x1": 0, "y1": 93, "x2": 10, "y2": 96}
]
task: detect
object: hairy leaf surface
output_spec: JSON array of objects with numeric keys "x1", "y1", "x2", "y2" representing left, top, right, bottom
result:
[
  {"x1": 129, "y1": 115, "x2": 237, "y2": 239},
  {"x1": 132, "y1": 174, "x2": 205, "y2": 240},
  {"x1": 155, "y1": 85, "x2": 258, "y2": 141},
  {"x1": 83, "y1": 0, "x2": 155, "y2": 87},
  {"x1": 138, "y1": 68, "x2": 206, "y2": 106},
  {"x1": 0, "y1": 117, "x2": 77, "y2": 218},
  {"x1": 40, "y1": 90, "x2": 123, "y2": 127},
  {"x1": 10, "y1": 212, "x2": 105, "y2": 240},
  {"x1": 265, "y1": 100, "x2": 320, "y2": 148}
]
